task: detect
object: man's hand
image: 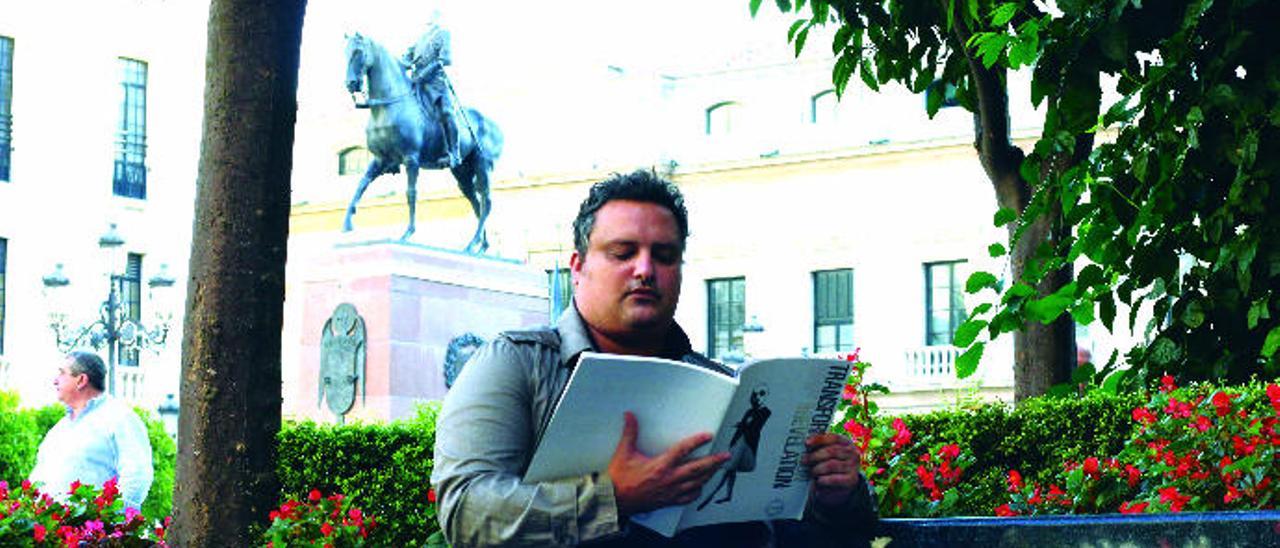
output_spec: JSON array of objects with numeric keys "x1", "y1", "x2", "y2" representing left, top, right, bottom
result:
[
  {"x1": 608, "y1": 412, "x2": 729, "y2": 517},
  {"x1": 802, "y1": 433, "x2": 863, "y2": 507}
]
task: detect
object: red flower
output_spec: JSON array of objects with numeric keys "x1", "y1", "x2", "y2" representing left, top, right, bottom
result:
[
  {"x1": 1160, "y1": 375, "x2": 1176, "y2": 393},
  {"x1": 1164, "y1": 398, "x2": 1193, "y2": 419},
  {"x1": 428, "y1": 488, "x2": 437, "y2": 504},
  {"x1": 1119, "y1": 501, "x2": 1149, "y2": 514},
  {"x1": 1158, "y1": 487, "x2": 1190, "y2": 512},
  {"x1": 1224, "y1": 485, "x2": 1243, "y2": 505},
  {"x1": 32, "y1": 524, "x2": 46, "y2": 542},
  {"x1": 1267, "y1": 384, "x2": 1280, "y2": 414},
  {"x1": 1125, "y1": 465, "x2": 1143, "y2": 488},
  {"x1": 1083, "y1": 457, "x2": 1100, "y2": 480},
  {"x1": 1007, "y1": 470, "x2": 1023, "y2": 492},
  {"x1": 68, "y1": 480, "x2": 81, "y2": 494},
  {"x1": 1190, "y1": 415, "x2": 1212, "y2": 432},
  {"x1": 995, "y1": 503, "x2": 1018, "y2": 516},
  {"x1": 844, "y1": 348, "x2": 861, "y2": 363},
  {"x1": 320, "y1": 522, "x2": 333, "y2": 536},
  {"x1": 1211, "y1": 391, "x2": 1234, "y2": 417},
  {"x1": 891, "y1": 418, "x2": 912, "y2": 452},
  {"x1": 938, "y1": 444, "x2": 961, "y2": 461},
  {"x1": 1132, "y1": 407, "x2": 1158, "y2": 425},
  {"x1": 309, "y1": 489, "x2": 322, "y2": 502}
]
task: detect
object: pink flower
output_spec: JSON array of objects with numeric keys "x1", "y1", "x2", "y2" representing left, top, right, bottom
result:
[
  {"x1": 320, "y1": 522, "x2": 333, "y2": 536},
  {"x1": 1160, "y1": 375, "x2": 1177, "y2": 393},
  {"x1": 938, "y1": 444, "x2": 961, "y2": 461},
  {"x1": 1132, "y1": 407, "x2": 1158, "y2": 425},
  {"x1": 32, "y1": 524, "x2": 46, "y2": 542},
  {"x1": 1212, "y1": 391, "x2": 1234, "y2": 417},
  {"x1": 891, "y1": 418, "x2": 912, "y2": 452}
]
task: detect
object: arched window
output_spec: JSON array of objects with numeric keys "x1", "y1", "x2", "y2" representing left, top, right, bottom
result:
[
  {"x1": 811, "y1": 89, "x2": 838, "y2": 125},
  {"x1": 338, "y1": 146, "x2": 372, "y2": 176},
  {"x1": 705, "y1": 101, "x2": 740, "y2": 136}
]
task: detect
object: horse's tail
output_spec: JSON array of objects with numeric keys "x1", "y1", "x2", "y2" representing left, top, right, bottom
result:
[{"x1": 465, "y1": 108, "x2": 504, "y2": 167}]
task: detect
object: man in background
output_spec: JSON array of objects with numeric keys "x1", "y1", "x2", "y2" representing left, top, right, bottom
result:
[{"x1": 30, "y1": 350, "x2": 153, "y2": 510}]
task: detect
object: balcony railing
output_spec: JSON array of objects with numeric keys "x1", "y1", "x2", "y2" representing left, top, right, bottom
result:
[
  {"x1": 904, "y1": 345, "x2": 959, "y2": 383},
  {"x1": 115, "y1": 367, "x2": 146, "y2": 405},
  {"x1": 113, "y1": 159, "x2": 146, "y2": 199}
]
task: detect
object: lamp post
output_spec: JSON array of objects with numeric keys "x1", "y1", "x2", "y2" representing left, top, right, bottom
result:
[{"x1": 42, "y1": 223, "x2": 175, "y2": 396}]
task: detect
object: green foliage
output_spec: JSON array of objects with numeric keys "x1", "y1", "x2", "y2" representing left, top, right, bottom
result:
[
  {"x1": 277, "y1": 403, "x2": 441, "y2": 547},
  {"x1": 0, "y1": 392, "x2": 41, "y2": 484},
  {"x1": 132, "y1": 408, "x2": 176, "y2": 521},
  {"x1": 872, "y1": 392, "x2": 1141, "y2": 515},
  {"x1": 762, "y1": 0, "x2": 1280, "y2": 390}
]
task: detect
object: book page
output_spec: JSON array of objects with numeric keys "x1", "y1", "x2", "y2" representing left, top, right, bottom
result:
[
  {"x1": 670, "y1": 357, "x2": 850, "y2": 533},
  {"x1": 522, "y1": 352, "x2": 738, "y2": 484}
]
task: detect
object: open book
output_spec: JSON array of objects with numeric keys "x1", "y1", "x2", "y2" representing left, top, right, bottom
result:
[{"x1": 522, "y1": 352, "x2": 851, "y2": 537}]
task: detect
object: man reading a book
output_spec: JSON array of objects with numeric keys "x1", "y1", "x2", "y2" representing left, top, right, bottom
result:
[{"x1": 432, "y1": 169, "x2": 876, "y2": 546}]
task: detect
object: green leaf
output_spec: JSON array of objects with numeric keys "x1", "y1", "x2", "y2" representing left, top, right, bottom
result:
[
  {"x1": 1149, "y1": 337, "x2": 1181, "y2": 365},
  {"x1": 1008, "y1": 282, "x2": 1035, "y2": 299},
  {"x1": 991, "y1": 3, "x2": 1018, "y2": 26},
  {"x1": 775, "y1": 0, "x2": 793, "y2": 13},
  {"x1": 1099, "y1": 292, "x2": 1117, "y2": 330},
  {"x1": 1071, "y1": 362, "x2": 1096, "y2": 384},
  {"x1": 966, "y1": 271, "x2": 1000, "y2": 294},
  {"x1": 955, "y1": 342, "x2": 985, "y2": 378},
  {"x1": 1026, "y1": 293, "x2": 1074, "y2": 323},
  {"x1": 1100, "y1": 368, "x2": 1127, "y2": 395},
  {"x1": 1182, "y1": 298, "x2": 1206, "y2": 328},
  {"x1": 1076, "y1": 264, "x2": 1105, "y2": 289},
  {"x1": 953, "y1": 319, "x2": 988, "y2": 347},
  {"x1": 994, "y1": 207, "x2": 1017, "y2": 227},
  {"x1": 1248, "y1": 298, "x2": 1270, "y2": 330},
  {"x1": 971, "y1": 302, "x2": 993, "y2": 316},
  {"x1": 750, "y1": 0, "x2": 765, "y2": 17},
  {"x1": 1046, "y1": 382, "x2": 1076, "y2": 399},
  {"x1": 1263, "y1": 326, "x2": 1280, "y2": 358},
  {"x1": 1071, "y1": 302, "x2": 1096, "y2": 325},
  {"x1": 794, "y1": 25, "x2": 811, "y2": 56}
]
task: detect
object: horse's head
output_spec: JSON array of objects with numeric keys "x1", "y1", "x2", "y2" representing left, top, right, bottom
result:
[{"x1": 344, "y1": 33, "x2": 371, "y2": 94}]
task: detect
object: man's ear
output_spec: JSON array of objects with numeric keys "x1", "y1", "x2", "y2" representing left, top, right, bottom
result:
[{"x1": 569, "y1": 251, "x2": 583, "y2": 286}]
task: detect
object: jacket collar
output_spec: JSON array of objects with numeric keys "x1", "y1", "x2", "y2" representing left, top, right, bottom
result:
[{"x1": 556, "y1": 299, "x2": 694, "y2": 367}]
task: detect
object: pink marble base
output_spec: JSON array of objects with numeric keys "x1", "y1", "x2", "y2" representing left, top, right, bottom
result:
[{"x1": 287, "y1": 241, "x2": 548, "y2": 422}]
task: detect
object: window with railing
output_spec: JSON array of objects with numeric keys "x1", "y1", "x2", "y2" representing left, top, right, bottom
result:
[
  {"x1": 0, "y1": 238, "x2": 7, "y2": 354},
  {"x1": 925, "y1": 260, "x2": 967, "y2": 346},
  {"x1": 813, "y1": 268, "x2": 854, "y2": 354},
  {"x1": 707, "y1": 277, "x2": 745, "y2": 360},
  {"x1": 338, "y1": 146, "x2": 372, "y2": 176},
  {"x1": 1, "y1": 36, "x2": 13, "y2": 182},
  {"x1": 547, "y1": 267, "x2": 572, "y2": 320},
  {"x1": 119, "y1": 253, "x2": 142, "y2": 366},
  {"x1": 114, "y1": 58, "x2": 147, "y2": 199}
]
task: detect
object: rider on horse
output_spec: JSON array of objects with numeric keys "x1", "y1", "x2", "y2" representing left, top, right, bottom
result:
[{"x1": 403, "y1": 10, "x2": 461, "y2": 169}]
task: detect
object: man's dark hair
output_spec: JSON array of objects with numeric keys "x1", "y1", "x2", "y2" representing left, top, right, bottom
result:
[
  {"x1": 572, "y1": 169, "x2": 689, "y2": 256},
  {"x1": 67, "y1": 350, "x2": 106, "y2": 392}
]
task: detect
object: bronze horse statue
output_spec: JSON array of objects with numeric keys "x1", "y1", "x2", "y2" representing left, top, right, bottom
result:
[{"x1": 343, "y1": 33, "x2": 503, "y2": 253}]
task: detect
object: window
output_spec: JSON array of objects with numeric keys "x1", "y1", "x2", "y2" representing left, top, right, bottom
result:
[
  {"x1": 0, "y1": 36, "x2": 13, "y2": 182},
  {"x1": 925, "y1": 260, "x2": 967, "y2": 346},
  {"x1": 707, "y1": 277, "x2": 745, "y2": 360},
  {"x1": 114, "y1": 58, "x2": 147, "y2": 199},
  {"x1": 925, "y1": 79, "x2": 960, "y2": 111},
  {"x1": 119, "y1": 253, "x2": 142, "y2": 366},
  {"x1": 0, "y1": 238, "x2": 6, "y2": 354},
  {"x1": 338, "y1": 146, "x2": 372, "y2": 176},
  {"x1": 811, "y1": 89, "x2": 838, "y2": 125},
  {"x1": 547, "y1": 267, "x2": 572, "y2": 320},
  {"x1": 705, "y1": 101, "x2": 739, "y2": 136},
  {"x1": 813, "y1": 269, "x2": 854, "y2": 353}
]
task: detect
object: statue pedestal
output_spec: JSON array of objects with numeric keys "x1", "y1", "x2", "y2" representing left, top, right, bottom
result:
[{"x1": 285, "y1": 240, "x2": 549, "y2": 423}]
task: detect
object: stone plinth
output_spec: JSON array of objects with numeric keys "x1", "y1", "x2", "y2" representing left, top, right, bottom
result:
[{"x1": 287, "y1": 240, "x2": 548, "y2": 422}]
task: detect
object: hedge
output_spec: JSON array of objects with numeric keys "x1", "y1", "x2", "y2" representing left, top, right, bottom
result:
[
  {"x1": 892, "y1": 391, "x2": 1144, "y2": 515},
  {"x1": 276, "y1": 403, "x2": 442, "y2": 546}
]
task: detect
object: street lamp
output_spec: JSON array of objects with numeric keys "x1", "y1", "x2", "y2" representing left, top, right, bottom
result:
[{"x1": 42, "y1": 223, "x2": 175, "y2": 396}]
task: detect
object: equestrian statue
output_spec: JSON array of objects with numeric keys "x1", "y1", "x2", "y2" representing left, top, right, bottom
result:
[{"x1": 342, "y1": 21, "x2": 502, "y2": 254}]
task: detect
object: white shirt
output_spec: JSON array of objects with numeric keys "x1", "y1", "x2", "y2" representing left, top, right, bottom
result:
[{"x1": 29, "y1": 394, "x2": 154, "y2": 510}]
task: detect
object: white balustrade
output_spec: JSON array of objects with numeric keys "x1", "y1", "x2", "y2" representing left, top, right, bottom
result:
[
  {"x1": 115, "y1": 367, "x2": 147, "y2": 405},
  {"x1": 904, "y1": 345, "x2": 959, "y2": 383}
]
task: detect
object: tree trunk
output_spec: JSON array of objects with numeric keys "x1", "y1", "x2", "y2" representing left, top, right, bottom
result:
[
  {"x1": 954, "y1": 24, "x2": 1076, "y2": 401},
  {"x1": 170, "y1": 0, "x2": 306, "y2": 545}
]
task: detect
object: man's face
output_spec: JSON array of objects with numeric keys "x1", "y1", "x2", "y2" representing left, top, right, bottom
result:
[
  {"x1": 571, "y1": 199, "x2": 683, "y2": 343},
  {"x1": 53, "y1": 359, "x2": 84, "y2": 404}
]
